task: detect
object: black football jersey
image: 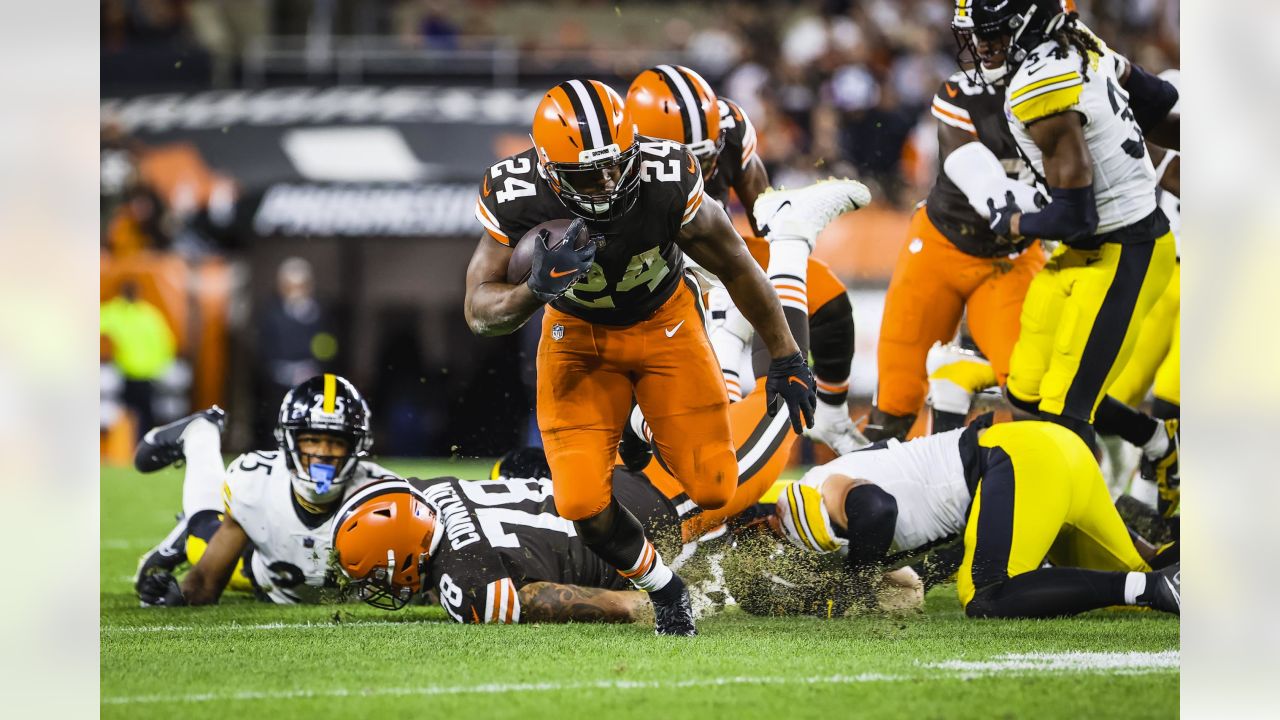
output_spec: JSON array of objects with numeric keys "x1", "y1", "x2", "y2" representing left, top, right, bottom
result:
[
  {"x1": 410, "y1": 472, "x2": 678, "y2": 624},
  {"x1": 702, "y1": 98, "x2": 760, "y2": 209},
  {"x1": 925, "y1": 72, "x2": 1033, "y2": 257},
  {"x1": 473, "y1": 137, "x2": 705, "y2": 326}
]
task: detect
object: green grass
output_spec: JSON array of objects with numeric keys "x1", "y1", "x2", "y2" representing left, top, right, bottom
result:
[{"x1": 102, "y1": 460, "x2": 1179, "y2": 719}]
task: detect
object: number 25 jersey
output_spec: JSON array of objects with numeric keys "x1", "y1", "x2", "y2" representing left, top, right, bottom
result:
[
  {"x1": 473, "y1": 137, "x2": 705, "y2": 326},
  {"x1": 1005, "y1": 40, "x2": 1158, "y2": 235}
]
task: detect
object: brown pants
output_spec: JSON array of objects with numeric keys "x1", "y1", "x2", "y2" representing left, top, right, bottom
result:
[{"x1": 538, "y1": 283, "x2": 737, "y2": 521}]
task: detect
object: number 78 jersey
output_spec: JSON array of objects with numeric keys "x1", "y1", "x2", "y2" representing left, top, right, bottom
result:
[
  {"x1": 1005, "y1": 40, "x2": 1158, "y2": 234},
  {"x1": 473, "y1": 137, "x2": 705, "y2": 326}
]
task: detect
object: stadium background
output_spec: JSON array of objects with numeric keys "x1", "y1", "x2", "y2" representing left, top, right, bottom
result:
[{"x1": 99, "y1": 0, "x2": 1180, "y2": 463}]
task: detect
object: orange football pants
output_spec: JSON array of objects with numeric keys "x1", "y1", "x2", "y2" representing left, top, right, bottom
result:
[
  {"x1": 642, "y1": 384, "x2": 796, "y2": 543},
  {"x1": 744, "y1": 236, "x2": 847, "y2": 313},
  {"x1": 538, "y1": 282, "x2": 737, "y2": 521},
  {"x1": 876, "y1": 207, "x2": 1046, "y2": 417}
]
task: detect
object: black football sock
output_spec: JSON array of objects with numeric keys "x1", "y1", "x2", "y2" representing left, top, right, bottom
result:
[
  {"x1": 930, "y1": 408, "x2": 968, "y2": 434},
  {"x1": 1094, "y1": 395, "x2": 1159, "y2": 447},
  {"x1": 810, "y1": 294, "x2": 855, "y2": 406},
  {"x1": 1152, "y1": 398, "x2": 1180, "y2": 421},
  {"x1": 864, "y1": 408, "x2": 914, "y2": 443},
  {"x1": 965, "y1": 567, "x2": 1128, "y2": 618},
  {"x1": 574, "y1": 497, "x2": 677, "y2": 596}
]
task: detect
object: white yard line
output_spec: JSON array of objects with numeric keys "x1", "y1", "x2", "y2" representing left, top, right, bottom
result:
[
  {"x1": 99, "y1": 650, "x2": 1180, "y2": 706},
  {"x1": 101, "y1": 674, "x2": 905, "y2": 705},
  {"x1": 103, "y1": 620, "x2": 414, "y2": 633}
]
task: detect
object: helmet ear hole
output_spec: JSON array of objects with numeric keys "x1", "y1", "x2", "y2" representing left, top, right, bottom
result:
[{"x1": 373, "y1": 508, "x2": 392, "y2": 518}]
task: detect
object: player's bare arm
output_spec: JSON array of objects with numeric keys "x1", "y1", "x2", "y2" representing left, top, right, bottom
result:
[
  {"x1": 517, "y1": 582, "x2": 650, "y2": 624},
  {"x1": 732, "y1": 154, "x2": 770, "y2": 235},
  {"x1": 181, "y1": 516, "x2": 250, "y2": 605},
  {"x1": 1004, "y1": 112, "x2": 1095, "y2": 240},
  {"x1": 676, "y1": 199, "x2": 798, "y2": 359},
  {"x1": 463, "y1": 233, "x2": 543, "y2": 336}
]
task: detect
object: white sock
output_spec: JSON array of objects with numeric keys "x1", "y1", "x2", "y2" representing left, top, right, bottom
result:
[
  {"x1": 1124, "y1": 571, "x2": 1148, "y2": 605},
  {"x1": 1142, "y1": 422, "x2": 1169, "y2": 461},
  {"x1": 766, "y1": 238, "x2": 810, "y2": 314},
  {"x1": 620, "y1": 539, "x2": 674, "y2": 593},
  {"x1": 181, "y1": 419, "x2": 227, "y2": 517}
]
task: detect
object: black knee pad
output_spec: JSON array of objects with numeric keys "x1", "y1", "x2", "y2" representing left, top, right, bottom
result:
[{"x1": 187, "y1": 509, "x2": 223, "y2": 542}]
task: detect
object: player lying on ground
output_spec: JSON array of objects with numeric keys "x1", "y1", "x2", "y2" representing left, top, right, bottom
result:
[
  {"x1": 330, "y1": 446, "x2": 922, "y2": 624},
  {"x1": 775, "y1": 415, "x2": 1180, "y2": 618},
  {"x1": 625, "y1": 64, "x2": 864, "y2": 452},
  {"x1": 134, "y1": 374, "x2": 400, "y2": 606}
]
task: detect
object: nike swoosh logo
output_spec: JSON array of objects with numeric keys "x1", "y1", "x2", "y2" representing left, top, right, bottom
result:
[
  {"x1": 1025, "y1": 63, "x2": 1047, "y2": 77},
  {"x1": 482, "y1": 176, "x2": 491, "y2": 197},
  {"x1": 787, "y1": 375, "x2": 809, "y2": 389},
  {"x1": 945, "y1": 83, "x2": 958, "y2": 98},
  {"x1": 665, "y1": 320, "x2": 685, "y2": 337},
  {"x1": 688, "y1": 153, "x2": 697, "y2": 175},
  {"x1": 549, "y1": 267, "x2": 578, "y2": 278}
]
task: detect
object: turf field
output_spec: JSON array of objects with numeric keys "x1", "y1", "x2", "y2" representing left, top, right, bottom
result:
[{"x1": 102, "y1": 459, "x2": 1179, "y2": 719}]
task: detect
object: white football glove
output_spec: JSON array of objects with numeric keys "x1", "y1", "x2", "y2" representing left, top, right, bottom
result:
[{"x1": 804, "y1": 400, "x2": 869, "y2": 456}]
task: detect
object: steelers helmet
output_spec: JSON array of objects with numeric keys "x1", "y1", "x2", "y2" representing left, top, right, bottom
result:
[
  {"x1": 531, "y1": 79, "x2": 639, "y2": 222},
  {"x1": 331, "y1": 479, "x2": 439, "y2": 610},
  {"x1": 625, "y1": 65, "x2": 724, "y2": 180},
  {"x1": 952, "y1": 0, "x2": 1072, "y2": 84},
  {"x1": 274, "y1": 373, "x2": 373, "y2": 506}
]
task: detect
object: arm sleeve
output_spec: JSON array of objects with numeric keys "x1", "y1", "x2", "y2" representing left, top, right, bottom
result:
[
  {"x1": 1123, "y1": 63, "x2": 1179, "y2": 134},
  {"x1": 944, "y1": 142, "x2": 1045, "y2": 219},
  {"x1": 1017, "y1": 185, "x2": 1099, "y2": 244}
]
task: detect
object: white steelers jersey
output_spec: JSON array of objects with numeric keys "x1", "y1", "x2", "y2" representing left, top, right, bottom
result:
[
  {"x1": 221, "y1": 451, "x2": 400, "y2": 604},
  {"x1": 797, "y1": 429, "x2": 972, "y2": 561},
  {"x1": 1005, "y1": 40, "x2": 1158, "y2": 234}
]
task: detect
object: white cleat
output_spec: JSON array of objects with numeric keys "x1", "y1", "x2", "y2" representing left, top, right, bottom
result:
[
  {"x1": 805, "y1": 401, "x2": 870, "y2": 455},
  {"x1": 752, "y1": 178, "x2": 872, "y2": 250}
]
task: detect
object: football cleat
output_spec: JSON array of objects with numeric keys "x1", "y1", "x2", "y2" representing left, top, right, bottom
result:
[
  {"x1": 133, "y1": 405, "x2": 227, "y2": 473},
  {"x1": 652, "y1": 584, "x2": 698, "y2": 636},
  {"x1": 752, "y1": 178, "x2": 872, "y2": 250},
  {"x1": 1145, "y1": 562, "x2": 1180, "y2": 615},
  {"x1": 134, "y1": 516, "x2": 190, "y2": 591},
  {"x1": 805, "y1": 401, "x2": 869, "y2": 455},
  {"x1": 1139, "y1": 418, "x2": 1179, "y2": 518}
]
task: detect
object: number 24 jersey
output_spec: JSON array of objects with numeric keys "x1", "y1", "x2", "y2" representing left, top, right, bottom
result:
[{"x1": 473, "y1": 137, "x2": 705, "y2": 326}]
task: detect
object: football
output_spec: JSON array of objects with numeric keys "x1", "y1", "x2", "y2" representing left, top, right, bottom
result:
[{"x1": 506, "y1": 218, "x2": 591, "y2": 285}]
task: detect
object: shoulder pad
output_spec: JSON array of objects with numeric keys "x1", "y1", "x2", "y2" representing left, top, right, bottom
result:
[
  {"x1": 475, "y1": 150, "x2": 541, "y2": 246},
  {"x1": 718, "y1": 97, "x2": 758, "y2": 168},
  {"x1": 1008, "y1": 43, "x2": 1086, "y2": 124}
]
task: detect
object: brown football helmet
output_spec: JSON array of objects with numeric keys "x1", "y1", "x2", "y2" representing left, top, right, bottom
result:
[
  {"x1": 531, "y1": 79, "x2": 638, "y2": 222},
  {"x1": 331, "y1": 480, "x2": 439, "y2": 610}
]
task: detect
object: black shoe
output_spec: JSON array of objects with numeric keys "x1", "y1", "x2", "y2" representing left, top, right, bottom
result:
[
  {"x1": 1140, "y1": 419, "x2": 1179, "y2": 518},
  {"x1": 1115, "y1": 494, "x2": 1174, "y2": 546},
  {"x1": 1145, "y1": 562, "x2": 1180, "y2": 616},
  {"x1": 134, "y1": 406, "x2": 226, "y2": 473},
  {"x1": 134, "y1": 516, "x2": 190, "y2": 590},
  {"x1": 619, "y1": 413, "x2": 653, "y2": 472},
  {"x1": 652, "y1": 585, "x2": 697, "y2": 636}
]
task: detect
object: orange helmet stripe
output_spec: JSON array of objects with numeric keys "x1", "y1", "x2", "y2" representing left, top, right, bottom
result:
[
  {"x1": 561, "y1": 79, "x2": 613, "y2": 150},
  {"x1": 654, "y1": 64, "x2": 710, "y2": 144}
]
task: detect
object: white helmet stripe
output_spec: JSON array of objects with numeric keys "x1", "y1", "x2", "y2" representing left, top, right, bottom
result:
[
  {"x1": 566, "y1": 79, "x2": 606, "y2": 150},
  {"x1": 656, "y1": 64, "x2": 704, "y2": 143}
]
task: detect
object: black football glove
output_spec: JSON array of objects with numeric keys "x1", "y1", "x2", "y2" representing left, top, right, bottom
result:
[
  {"x1": 137, "y1": 571, "x2": 187, "y2": 607},
  {"x1": 528, "y1": 218, "x2": 596, "y2": 303},
  {"x1": 765, "y1": 351, "x2": 817, "y2": 435},
  {"x1": 986, "y1": 190, "x2": 1022, "y2": 241}
]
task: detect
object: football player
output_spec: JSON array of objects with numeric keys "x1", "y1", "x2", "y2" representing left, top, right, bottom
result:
[
  {"x1": 625, "y1": 65, "x2": 864, "y2": 452},
  {"x1": 331, "y1": 456, "x2": 681, "y2": 624},
  {"x1": 775, "y1": 415, "x2": 1181, "y2": 618},
  {"x1": 464, "y1": 78, "x2": 863, "y2": 634},
  {"x1": 961, "y1": 1, "x2": 1179, "y2": 461},
  {"x1": 133, "y1": 374, "x2": 400, "y2": 606}
]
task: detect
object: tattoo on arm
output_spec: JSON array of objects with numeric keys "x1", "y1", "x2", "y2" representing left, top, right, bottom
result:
[{"x1": 517, "y1": 582, "x2": 645, "y2": 624}]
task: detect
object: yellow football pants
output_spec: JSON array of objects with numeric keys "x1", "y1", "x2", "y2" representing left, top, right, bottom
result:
[
  {"x1": 1108, "y1": 262, "x2": 1180, "y2": 407},
  {"x1": 186, "y1": 524, "x2": 254, "y2": 593},
  {"x1": 1006, "y1": 233, "x2": 1177, "y2": 421},
  {"x1": 957, "y1": 421, "x2": 1151, "y2": 608}
]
